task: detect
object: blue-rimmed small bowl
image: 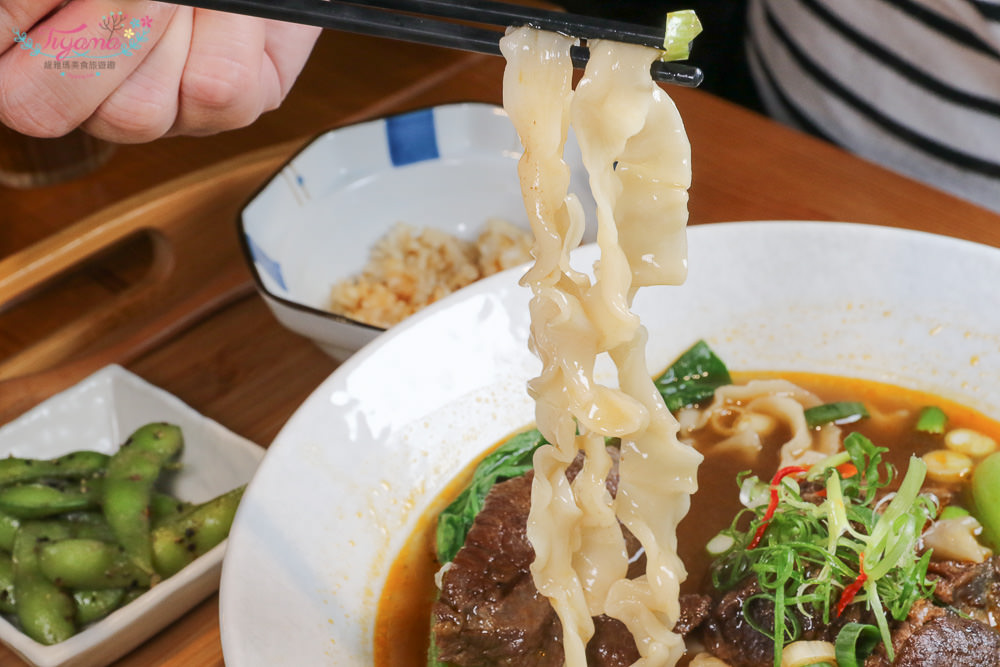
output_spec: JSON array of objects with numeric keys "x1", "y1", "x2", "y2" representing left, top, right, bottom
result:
[{"x1": 238, "y1": 102, "x2": 594, "y2": 361}]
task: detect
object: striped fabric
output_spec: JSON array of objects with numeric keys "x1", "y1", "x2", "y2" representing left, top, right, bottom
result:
[{"x1": 745, "y1": 0, "x2": 1000, "y2": 212}]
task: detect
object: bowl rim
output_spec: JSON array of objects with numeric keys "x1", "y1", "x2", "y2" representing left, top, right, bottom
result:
[{"x1": 235, "y1": 100, "x2": 511, "y2": 335}]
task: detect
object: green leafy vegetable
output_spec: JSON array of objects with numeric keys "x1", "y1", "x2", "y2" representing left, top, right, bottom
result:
[
  {"x1": 654, "y1": 339, "x2": 731, "y2": 412},
  {"x1": 435, "y1": 429, "x2": 546, "y2": 563},
  {"x1": 915, "y1": 405, "x2": 948, "y2": 434},
  {"x1": 803, "y1": 402, "x2": 870, "y2": 428},
  {"x1": 662, "y1": 10, "x2": 702, "y2": 61},
  {"x1": 709, "y1": 433, "x2": 937, "y2": 666}
]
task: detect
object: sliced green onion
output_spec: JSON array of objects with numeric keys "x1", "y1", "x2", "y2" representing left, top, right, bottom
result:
[
  {"x1": 706, "y1": 532, "x2": 736, "y2": 557},
  {"x1": 822, "y1": 473, "x2": 849, "y2": 554},
  {"x1": 662, "y1": 10, "x2": 702, "y2": 61},
  {"x1": 865, "y1": 456, "x2": 928, "y2": 580},
  {"x1": 834, "y1": 623, "x2": 881, "y2": 667},
  {"x1": 804, "y1": 402, "x2": 870, "y2": 428},
  {"x1": 916, "y1": 405, "x2": 948, "y2": 434},
  {"x1": 710, "y1": 431, "x2": 936, "y2": 665},
  {"x1": 862, "y1": 578, "x2": 894, "y2": 662},
  {"x1": 807, "y1": 451, "x2": 852, "y2": 478}
]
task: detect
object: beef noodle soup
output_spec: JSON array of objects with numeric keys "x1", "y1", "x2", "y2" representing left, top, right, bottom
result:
[
  {"x1": 375, "y1": 14, "x2": 1000, "y2": 667},
  {"x1": 375, "y1": 363, "x2": 1000, "y2": 666}
]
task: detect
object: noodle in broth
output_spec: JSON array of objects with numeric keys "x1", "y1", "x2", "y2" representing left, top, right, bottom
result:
[{"x1": 500, "y1": 26, "x2": 700, "y2": 666}]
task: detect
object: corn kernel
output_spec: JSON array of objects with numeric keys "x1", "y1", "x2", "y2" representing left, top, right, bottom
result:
[
  {"x1": 945, "y1": 428, "x2": 998, "y2": 459},
  {"x1": 923, "y1": 449, "x2": 974, "y2": 484}
]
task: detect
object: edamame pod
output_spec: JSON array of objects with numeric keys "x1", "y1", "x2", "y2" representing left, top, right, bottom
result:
[
  {"x1": 73, "y1": 588, "x2": 126, "y2": 626},
  {"x1": 13, "y1": 521, "x2": 75, "y2": 645},
  {"x1": 150, "y1": 492, "x2": 194, "y2": 529},
  {"x1": 152, "y1": 485, "x2": 244, "y2": 578},
  {"x1": 60, "y1": 511, "x2": 115, "y2": 542},
  {"x1": 0, "y1": 551, "x2": 15, "y2": 614},
  {"x1": 38, "y1": 539, "x2": 151, "y2": 590},
  {"x1": 0, "y1": 480, "x2": 103, "y2": 519},
  {"x1": 0, "y1": 510, "x2": 21, "y2": 552},
  {"x1": 103, "y1": 423, "x2": 183, "y2": 577},
  {"x1": 0, "y1": 451, "x2": 108, "y2": 486}
]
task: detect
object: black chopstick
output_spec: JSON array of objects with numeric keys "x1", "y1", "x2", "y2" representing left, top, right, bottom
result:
[
  {"x1": 351, "y1": 0, "x2": 667, "y2": 49},
  {"x1": 164, "y1": 0, "x2": 703, "y2": 87}
]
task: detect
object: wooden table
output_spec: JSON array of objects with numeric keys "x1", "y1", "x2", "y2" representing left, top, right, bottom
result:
[{"x1": 1, "y1": 24, "x2": 1000, "y2": 667}]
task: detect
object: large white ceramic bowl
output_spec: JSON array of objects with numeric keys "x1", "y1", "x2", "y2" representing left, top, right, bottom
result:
[
  {"x1": 219, "y1": 221, "x2": 1000, "y2": 666},
  {"x1": 0, "y1": 365, "x2": 264, "y2": 667},
  {"x1": 238, "y1": 102, "x2": 596, "y2": 361}
]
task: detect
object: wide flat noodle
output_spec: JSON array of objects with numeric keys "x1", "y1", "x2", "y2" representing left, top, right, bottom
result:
[
  {"x1": 679, "y1": 380, "x2": 843, "y2": 467},
  {"x1": 500, "y1": 26, "x2": 701, "y2": 667}
]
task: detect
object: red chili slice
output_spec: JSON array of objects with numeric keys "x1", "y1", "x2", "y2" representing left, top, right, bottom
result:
[
  {"x1": 836, "y1": 553, "x2": 868, "y2": 617},
  {"x1": 747, "y1": 465, "x2": 810, "y2": 549}
]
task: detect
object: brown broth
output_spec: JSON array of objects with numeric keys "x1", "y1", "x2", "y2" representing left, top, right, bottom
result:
[{"x1": 374, "y1": 372, "x2": 1000, "y2": 667}]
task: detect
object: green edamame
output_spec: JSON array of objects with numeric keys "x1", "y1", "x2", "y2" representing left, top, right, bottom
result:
[
  {"x1": 0, "y1": 451, "x2": 108, "y2": 486},
  {"x1": 102, "y1": 423, "x2": 183, "y2": 576},
  {"x1": 73, "y1": 588, "x2": 128, "y2": 626},
  {"x1": 60, "y1": 511, "x2": 116, "y2": 542},
  {"x1": 0, "y1": 510, "x2": 21, "y2": 552},
  {"x1": 0, "y1": 480, "x2": 103, "y2": 519},
  {"x1": 0, "y1": 423, "x2": 246, "y2": 645},
  {"x1": 150, "y1": 492, "x2": 194, "y2": 529},
  {"x1": 152, "y1": 485, "x2": 245, "y2": 578},
  {"x1": 13, "y1": 522, "x2": 75, "y2": 645},
  {"x1": 0, "y1": 552, "x2": 15, "y2": 614},
  {"x1": 38, "y1": 539, "x2": 151, "y2": 590}
]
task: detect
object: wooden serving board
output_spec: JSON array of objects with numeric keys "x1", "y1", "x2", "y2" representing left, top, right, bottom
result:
[{"x1": 0, "y1": 140, "x2": 305, "y2": 425}]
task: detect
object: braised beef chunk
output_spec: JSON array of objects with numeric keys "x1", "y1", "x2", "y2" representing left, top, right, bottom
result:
[
  {"x1": 586, "y1": 616, "x2": 639, "y2": 666},
  {"x1": 699, "y1": 578, "x2": 776, "y2": 667},
  {"x1": 928, "y1": 556, "x2": 1000, "y2": 625},
  {"x1": 892, "y1": 611, "x2": 1000, "y2": 666},
  {"x1": 865, "y1": 599, "x2": 946, "y2": 667},
  {"x1": 433, "y1": 472, "x2": 564, "y2": 667},
  {"x1": 864, "y1": 591, "x2": 1000, "y2": 667},
  {"x1": 433, "y1": 449, "x2": 703, "y2": 667},
  {"x1": 675, "y1": 592, "x2": 712, "y2": 636}
]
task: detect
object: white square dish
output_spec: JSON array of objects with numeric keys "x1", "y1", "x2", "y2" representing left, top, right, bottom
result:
[{"x1": 0, "y1": 364, "x2": 264, "y2": 667}]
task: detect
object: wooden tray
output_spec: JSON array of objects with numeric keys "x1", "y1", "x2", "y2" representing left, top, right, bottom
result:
[{"x1": 0, "y1": 140, "x2": 303, "y2": 424}]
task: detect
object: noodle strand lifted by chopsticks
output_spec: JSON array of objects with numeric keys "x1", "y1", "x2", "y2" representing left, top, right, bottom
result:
[{"x1": 499, "y1": 26, "x2": 702, "y2": 667}]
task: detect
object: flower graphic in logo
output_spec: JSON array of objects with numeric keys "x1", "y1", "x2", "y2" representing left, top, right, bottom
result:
[{"x1": 10, "y1": 9, "x2": 154, "y2": 79}]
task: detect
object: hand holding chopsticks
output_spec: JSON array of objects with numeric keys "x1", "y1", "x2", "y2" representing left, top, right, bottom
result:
[{"x1": 163, "y1": 0, "x2": 704, "y2": 87}]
